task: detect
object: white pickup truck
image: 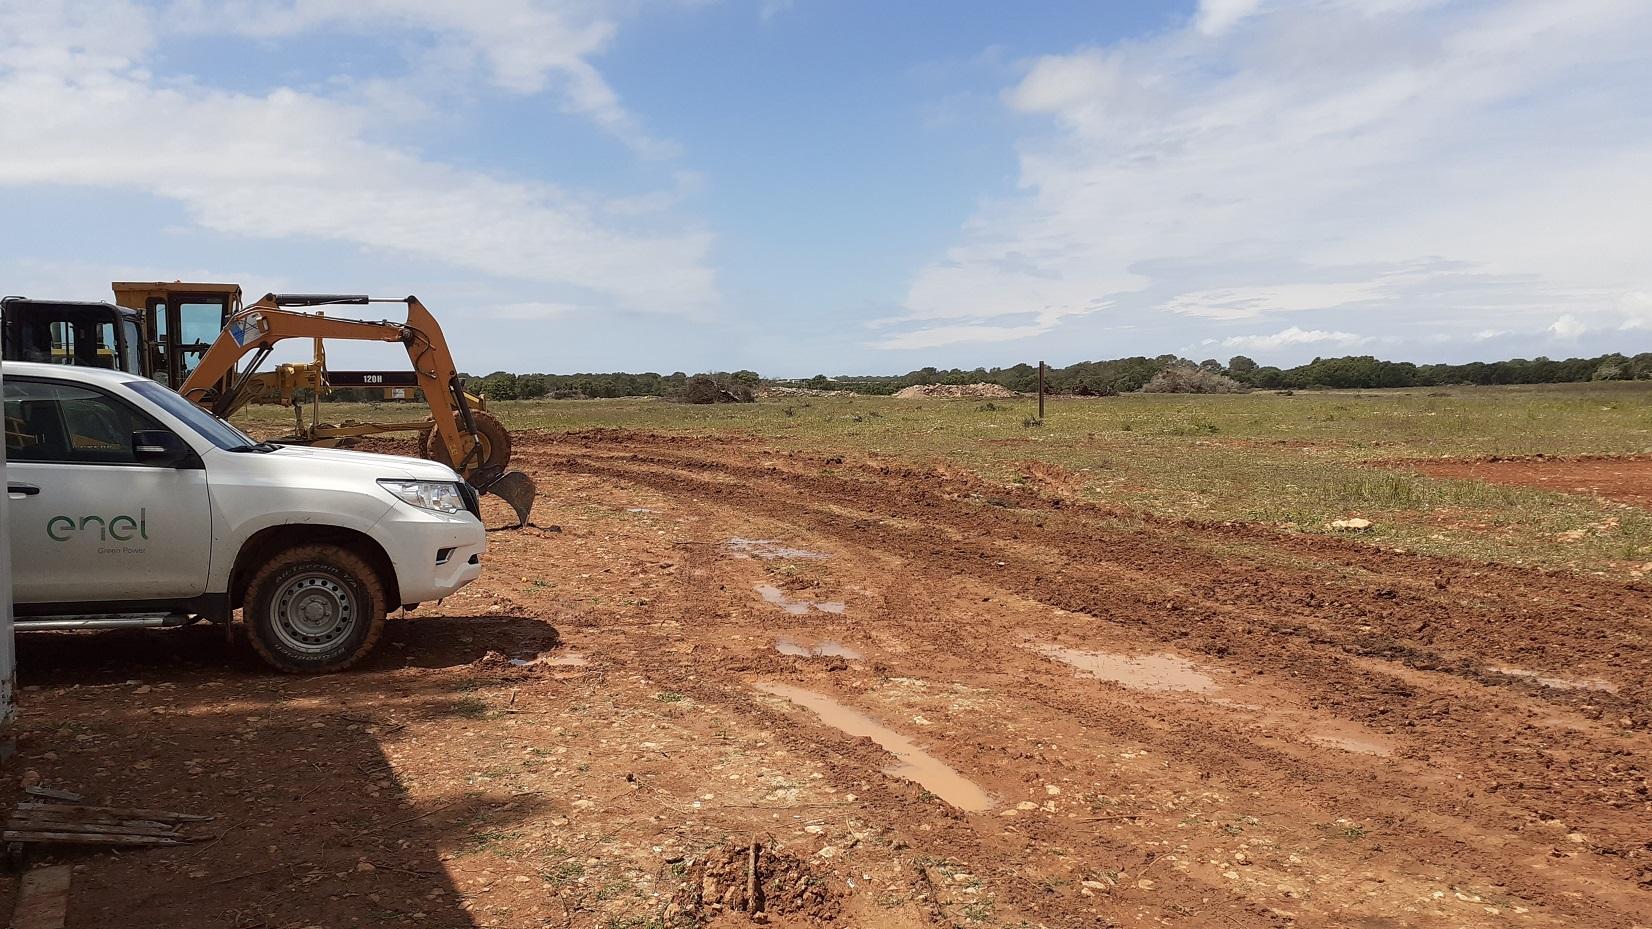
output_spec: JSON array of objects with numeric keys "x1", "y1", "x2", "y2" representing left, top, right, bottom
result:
[{"x1": 3, "y1": 361, "x2": 486, "y2": 672}]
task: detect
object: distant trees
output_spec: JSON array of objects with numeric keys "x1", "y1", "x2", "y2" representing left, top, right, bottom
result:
[{"x1": 418, "y1": 348, "x2": 1652, "y2": 405}]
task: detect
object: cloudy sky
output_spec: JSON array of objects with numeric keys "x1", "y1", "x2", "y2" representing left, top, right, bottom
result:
[{"x1": 3, "y1": 0, "x2": 1649, "y2": 376}]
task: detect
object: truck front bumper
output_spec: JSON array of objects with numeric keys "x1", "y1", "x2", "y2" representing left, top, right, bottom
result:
[{"x1": 372, "y1": 505, "x2": 487, "y2": 605}]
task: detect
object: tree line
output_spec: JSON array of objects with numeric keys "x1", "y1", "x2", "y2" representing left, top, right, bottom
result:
[
  {"x1": 317, "y1": 352, "x2": 1652, "y2": 403},
  {"x1": 785, "y1": 351, "x2": 1652, "y2": 395}
]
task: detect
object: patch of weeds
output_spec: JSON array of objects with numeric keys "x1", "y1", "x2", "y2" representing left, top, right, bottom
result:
[
  {"x1": 960, "y1": 900, "x2": 995, "y2": 922},
  {"x1": 1164, "y1": 415, "x2": 1219, "y2": 435},
  {"x1": 541, "y1": 859, "x2": 585, "y2": 885},
  {"x1": 655, "y1": 691, "x2": 686, "y2": 703},
  {"x1": 461, "y1": 828, "x2": 520, "y2": 855},
  {"x1": 449, "y1": 697, "x2": 490, "y2": 718},
  {"x1": 978, "y1": 401, "x2": 999, "y2": 411},
  {"x1": 603, "y1": 918, "x2": 664, "y2": 929},
  {"x1": 1321, "y1": 821, "x2": 1367, "y2": 840}
]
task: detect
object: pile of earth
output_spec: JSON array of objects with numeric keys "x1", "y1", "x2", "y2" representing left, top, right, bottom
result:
[
  {"x1": 664, "y1": 841, "x2": 837, "y2": 925},
  {"x1": 892, "y1": 383, "x2": 1019, "y2": 399},
  {"x1": 759, "y1": 385, "x2": 856, "y2": 398}
]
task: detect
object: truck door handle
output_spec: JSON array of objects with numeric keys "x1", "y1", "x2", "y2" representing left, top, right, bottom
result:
[{"x1": 7, "y1": 483, "x2": 40, "y2": 497}]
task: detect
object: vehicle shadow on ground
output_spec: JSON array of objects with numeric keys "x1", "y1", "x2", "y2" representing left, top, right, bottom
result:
[
  {"x1": 14, "y1": 613, "x2": 563, "y2": 684},
  {"x1": 4, "y1": 613, "x2": 567, "y2": 928}
]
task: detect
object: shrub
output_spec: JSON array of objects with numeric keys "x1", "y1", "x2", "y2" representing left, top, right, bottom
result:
[
  {"x1": 679, "y1": 373, "x2": 756, "y2": 404},
  {"x1": 1140, "y1": 364, "x2": 1249, "y2": 394}
]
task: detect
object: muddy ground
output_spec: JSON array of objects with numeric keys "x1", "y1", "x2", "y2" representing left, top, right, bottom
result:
[
  {"x1": 5, "y1": 430, "x2": 1650, "y2": 928},
  {"x1": 1403, "y1": 455, "x2": 1652, "y2": 511}
]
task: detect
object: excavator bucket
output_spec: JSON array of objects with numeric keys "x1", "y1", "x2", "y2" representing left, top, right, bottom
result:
[{"x1": 480, "y1": 470, "x2": 537, "y2": 528}]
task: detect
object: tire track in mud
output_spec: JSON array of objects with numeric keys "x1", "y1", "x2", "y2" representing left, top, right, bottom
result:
[
  {"x1": 517, "y1": 433, "x2": 1652, "y2": 925},
  {"x1": 535, "y1": 439, "x2": 1651, "y2": 712},
  {"x1": 626, "y1": 539, "x2": 1296, "y2": 929},
  {"x1": 532, "y1": 432, "x2": 1652, "y2": 674}
]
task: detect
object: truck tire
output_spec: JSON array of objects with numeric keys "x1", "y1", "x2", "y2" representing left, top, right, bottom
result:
[
  {"x1": 419, "y1": 410, "x2": 512, "y2": 475},
  {"x1": 243, "y1": 544, "x2": 387, "y2": 673}
]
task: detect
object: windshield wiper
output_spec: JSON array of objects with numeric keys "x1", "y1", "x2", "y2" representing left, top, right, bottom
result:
[{"x1": 228, "y1": 441, "x2": 281, "y2": 453}]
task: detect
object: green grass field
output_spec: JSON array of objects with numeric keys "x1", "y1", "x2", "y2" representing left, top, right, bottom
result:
[{"x1": 239, "y1": 381, "x2": 1652, "y2": 577}]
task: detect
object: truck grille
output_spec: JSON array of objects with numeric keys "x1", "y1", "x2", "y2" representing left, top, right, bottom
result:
[{"x1": 458, "y1": 482, "x2": 481, "y2": 518}]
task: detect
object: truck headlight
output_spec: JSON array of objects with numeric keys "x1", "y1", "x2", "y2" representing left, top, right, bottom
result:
[{"x1": 379, "y1": 479, "x2": 465, "y2": 514}]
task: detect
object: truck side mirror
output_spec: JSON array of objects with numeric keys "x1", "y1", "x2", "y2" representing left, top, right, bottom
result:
[{"x1": 132, "y1": 430, "x2": 193, "y2": 467}]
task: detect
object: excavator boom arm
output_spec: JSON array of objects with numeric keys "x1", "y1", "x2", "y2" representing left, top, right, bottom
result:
[{"x1": 179, "y1": 294, "x2": 479, "y2": 476}]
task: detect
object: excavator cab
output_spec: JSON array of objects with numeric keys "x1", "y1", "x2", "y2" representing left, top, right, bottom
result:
[{"x1": 0, "y1": 297, "x2": 146, "y2": 374}]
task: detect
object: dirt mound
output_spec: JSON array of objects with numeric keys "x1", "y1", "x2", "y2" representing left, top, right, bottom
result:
[
  {"x1": 665, "y1": 841, "x2": 837, "y2": 925},
  {"x1": 760, "y1": 386, "x2": 855, "y2": 398},
  {"x1": 892, "y1": 383, "x2": 1018, "y2": 399}
]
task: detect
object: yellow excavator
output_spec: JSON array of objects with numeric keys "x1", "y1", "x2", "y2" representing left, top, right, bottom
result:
[{"x1": 2, "y1": 281, "x2": 536, "y2": 525}]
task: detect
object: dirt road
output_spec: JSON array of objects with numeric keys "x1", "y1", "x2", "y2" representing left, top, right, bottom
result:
[{"x1": 9, "y1": 428, "x2": 1650, "y2": 928}]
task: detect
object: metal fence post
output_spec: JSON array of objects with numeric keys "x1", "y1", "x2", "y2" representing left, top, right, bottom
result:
[{"x1": 1038, "y1": 360, "x2": 1046, "y2": 421}]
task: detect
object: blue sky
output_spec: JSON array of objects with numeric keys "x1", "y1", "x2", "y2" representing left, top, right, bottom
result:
[{"x1": 3, "y1": 0, "x2": 1651, "y2": 377}]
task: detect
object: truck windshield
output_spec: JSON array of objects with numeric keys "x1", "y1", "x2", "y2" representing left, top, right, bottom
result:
[{"x1": 128, "y1": 380, "x2": 259, "y2": 451}]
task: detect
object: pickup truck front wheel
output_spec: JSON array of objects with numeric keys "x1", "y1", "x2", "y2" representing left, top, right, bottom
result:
[{"x1": 244, "y1": 545, "x2": 387, "y2": 673}]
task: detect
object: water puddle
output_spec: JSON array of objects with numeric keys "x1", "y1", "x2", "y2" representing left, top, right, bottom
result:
[
  {"x1": 755, "y1": 584, "x2": 845, "y2": 615},
  {"x1": 1035, "y1": 645, "x2": 1222, "y2": 694},
  {"x1": 727, "y1": 538, "x2": 829, "y2": 560},
  {"x1": 1305, "y1": 722, "x2": 1395, "y2": 757},
  {"x1": 755, "y1": 682, "x2": 993, "y2": 812},
  {"x1": 1488, "y1": 666, "x2": 1618, "y2": 693},
  {"x1": 775, "y1": 636, "x2": 864, "y2": 660},
  {"x1": 511, "y1": 652, "x2": 589, "y2": 668}
]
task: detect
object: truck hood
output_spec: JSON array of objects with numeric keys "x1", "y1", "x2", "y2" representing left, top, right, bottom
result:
[{"x1": 265, "y1": 444, "x2": 464, "y2": 482}]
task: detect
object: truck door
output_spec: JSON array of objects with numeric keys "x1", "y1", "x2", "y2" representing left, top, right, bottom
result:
[{"x1": 4, "y1": 377, "x2": 212, "y2": 604}]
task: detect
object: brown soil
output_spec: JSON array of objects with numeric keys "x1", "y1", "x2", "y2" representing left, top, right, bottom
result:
[
  {"x1": 1400, "y1": 454, "x2": 1652, "y2": 509},
  {"x1": 5, "y1": 429, "x2": 1650, "y2": 928}
]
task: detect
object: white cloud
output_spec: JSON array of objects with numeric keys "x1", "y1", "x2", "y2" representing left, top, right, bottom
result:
[
  {"x1": 1195, "y1": 0, "x2": 1262, "y2": 35},
  {"x1": 1164, "y1": 282, "x2": 1385, "y2": 320},
  {"x1": 0, "y1": 0, "x2": 716, "y2": 315},
  {"x1": 1219, "y1": 326, "x2": 1370, "y2": 352},
  {"x1": 1548, "y1": 315, "x2": 1587, "y2": 339},
  {"x1": 886, "y1": 0, "x2": 1652, "y2": 353},
  {"x1": 163, "y1": 0, "x2": 676, "y2": 156}
]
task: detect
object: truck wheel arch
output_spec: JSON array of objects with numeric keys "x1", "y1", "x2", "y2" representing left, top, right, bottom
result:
[{"x1": 230, "y1": 525, "x2": 400, "y2": 612}]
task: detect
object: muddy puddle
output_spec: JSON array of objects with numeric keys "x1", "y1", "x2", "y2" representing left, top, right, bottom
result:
[
  {"x1": 727, "y1": 538, "x2": 829, "y2": 560},
  {"x1": 1034, "y1": 645, "x2": 1222, "y2": 693},
  {"x1": 1305, "y1": 722, "x2": 1395, "y2": 757},
  {"x1": 775, "y1": 636, "x2": 864, "y2": 660},
  {"x1": 511, "y1": 652, "x2": 589, "y2": 668},
  {"x1": 1038, "y1": 644, "x2": 1399, "y2": 757},
  {"x1": 756, "y1": 682, "x2": 993, "y2": 812},
  {"x1": 755, "y1": 584, "x2": 845, "y2": 615},
  {"x1": 1488, "y1": 665, "x2": 1618, "y2": 693}
]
